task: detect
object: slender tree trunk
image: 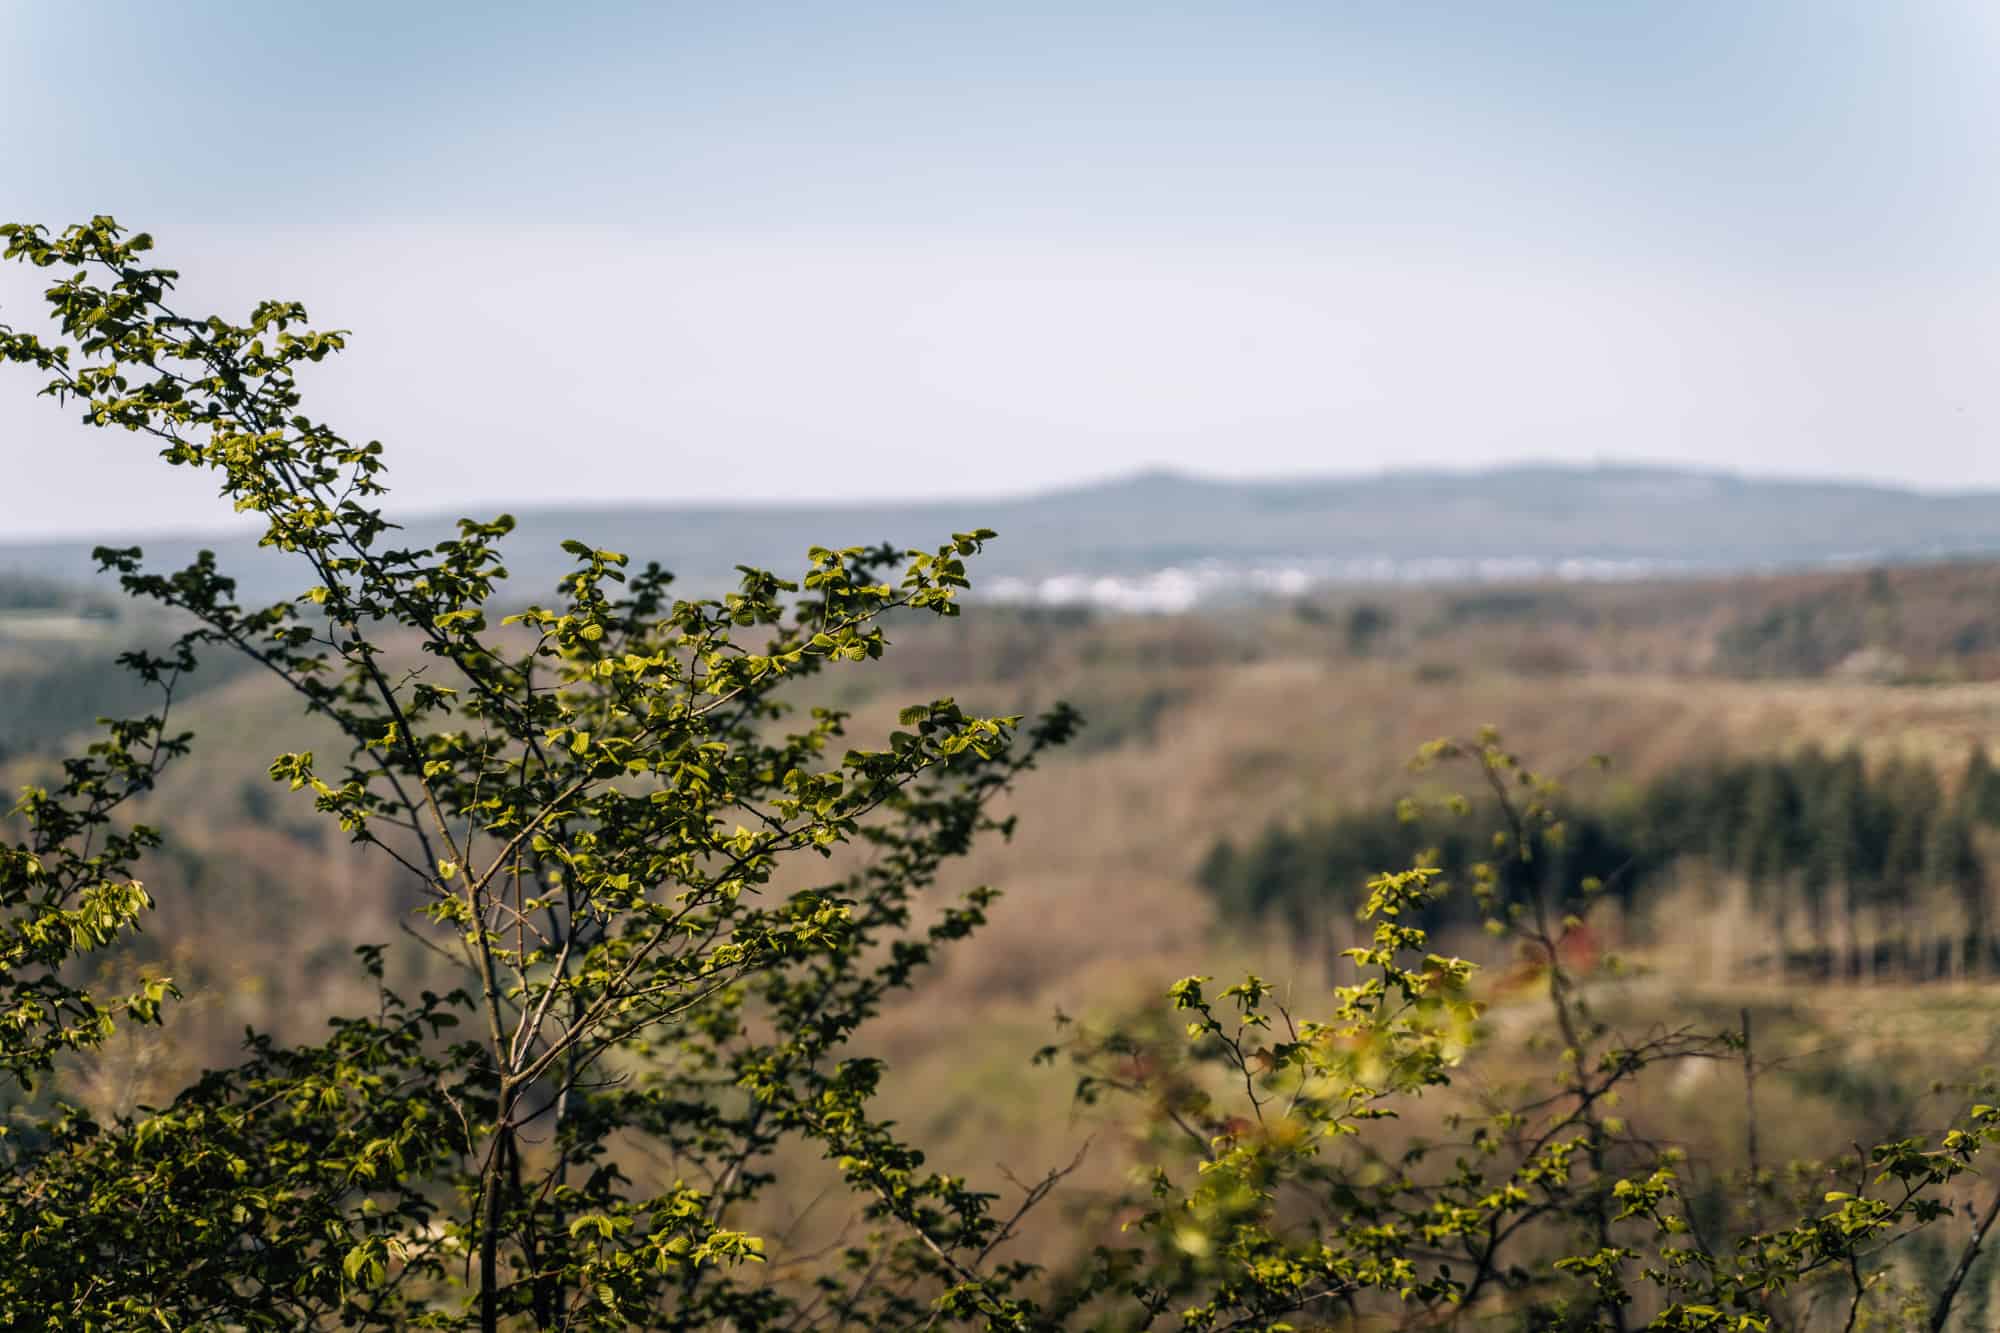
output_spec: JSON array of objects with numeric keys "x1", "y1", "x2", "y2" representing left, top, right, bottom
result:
[
  {"x1": 482, "y1": 1172, "x2": 501, "y2": 1333},
  {"x1": 482, "y1": 1102, "x2": 513, "y2": 1333},
  {"x1": 1741, "y1": 1008, "x2": 1762, "y2": 1232}
]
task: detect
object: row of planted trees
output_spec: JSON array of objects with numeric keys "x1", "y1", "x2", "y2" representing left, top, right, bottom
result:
[
  {"x1": 12, "y1": 216, "x2": 2000, "y2": 1328},
  {"x1": 1202, "y1": 741, "x2": 2000, "y2": 983}
]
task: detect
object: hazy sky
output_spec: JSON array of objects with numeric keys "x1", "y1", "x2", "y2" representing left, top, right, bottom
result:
[{"x1": 5, "y1": 1, "x2": 2000, "y2": 536}]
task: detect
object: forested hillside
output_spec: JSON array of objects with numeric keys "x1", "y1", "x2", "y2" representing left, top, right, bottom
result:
[{"x1": 17, "y1": 545, "x2": 2000, "y2": 1319}]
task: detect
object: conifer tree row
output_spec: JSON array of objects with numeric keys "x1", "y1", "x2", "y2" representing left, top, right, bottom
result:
[{"x1": 1202, "y1": 744, "x2": 2000, "y2": 981}]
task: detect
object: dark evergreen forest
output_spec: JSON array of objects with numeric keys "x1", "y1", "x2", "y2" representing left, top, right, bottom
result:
[{"x1": 1200, "y1": 746, "x2": 2000, "y2": 979}]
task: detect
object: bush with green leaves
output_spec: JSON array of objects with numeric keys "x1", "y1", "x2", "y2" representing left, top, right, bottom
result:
[
  {"x1": 1059, "y1": 735, "x2": 2000, "y2": 1329},
  {"x1": 5, "y1": 219, "x2": 2000, "y2": 1331}
]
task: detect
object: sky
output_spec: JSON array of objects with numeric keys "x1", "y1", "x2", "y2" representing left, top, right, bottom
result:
[{"x1": 4, "y1": 0, "x2": 2000, "y2": 537}]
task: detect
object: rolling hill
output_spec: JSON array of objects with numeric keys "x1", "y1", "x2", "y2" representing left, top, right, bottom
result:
[{"x1": 8, "y1": 463, "x2": 2000, "y2": 608}]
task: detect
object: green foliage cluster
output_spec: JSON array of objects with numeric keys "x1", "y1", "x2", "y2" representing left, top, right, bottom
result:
[{"x1": 6, "y1": 219, "x2": 2000, "y2": 1330}]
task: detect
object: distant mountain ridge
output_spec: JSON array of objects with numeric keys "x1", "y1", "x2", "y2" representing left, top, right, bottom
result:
[{"x1": 8, "y1": 464, "x2": 2000, "y2": 609}]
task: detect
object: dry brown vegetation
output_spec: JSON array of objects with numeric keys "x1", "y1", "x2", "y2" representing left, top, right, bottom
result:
[{"x1": 17, "y1": 557, "x2": 2000, "y2": 1303}]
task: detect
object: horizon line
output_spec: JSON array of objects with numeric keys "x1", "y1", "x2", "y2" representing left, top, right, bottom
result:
[{"x1": 3, "y1": 456, "x2": 1993, "y2": 548}]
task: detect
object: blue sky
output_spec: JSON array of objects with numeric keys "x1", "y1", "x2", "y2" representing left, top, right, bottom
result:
[{"x1": 5, "y1": 1, "x2": 2000, "y2": 534}]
